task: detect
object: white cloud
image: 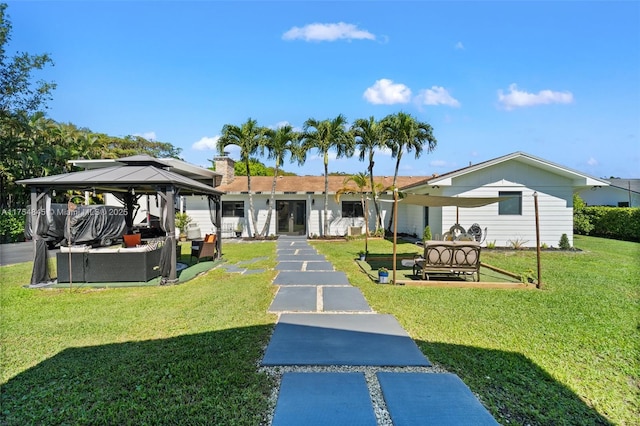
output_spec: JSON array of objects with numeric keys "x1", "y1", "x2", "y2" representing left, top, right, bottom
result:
[
  {"x1": 282, "y1": 22, "x2": 375, "y2": 42},
  {"x1": 455, "y1": 41, "x2": 464, "y2": 50},
  {"x1": 192, "y1": 135, "x2": 220, "y2": 151},
  {"x1": 134, "y1": 131, "x2": 156, "y2": 141},
  {"x1": 497, "y1": 83, "x2": 574, "y2": 110},
  {"x1": 416, "y1": 86, "x2": 461, "y2": 107},
  {"x1": 363, "y1": 79, "x2": 412, "y2": 105},
  {"x1": 587, "y1": 157, "x2": 598, "y2": 166}
]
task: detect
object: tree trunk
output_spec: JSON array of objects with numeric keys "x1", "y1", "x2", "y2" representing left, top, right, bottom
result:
[
  {"x1": 386, "y1": 153, "x2": 402, "y2": 233},
  {"x1": 368, "y1": 161, "x2": 382, "y2": 230},
  {"x1": 260, "y1": 164, "x2": 279, "y2": 237},
  {"x1": 323, "y1": 153, "x2": 329, "y2": 236},
  {"x1": 246, "y1": 160, "x2": 260, "y2": 238}
]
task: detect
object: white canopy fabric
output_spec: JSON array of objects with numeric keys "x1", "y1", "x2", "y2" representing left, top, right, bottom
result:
[{"x1": 378, "y1": 193, "x2": 510, "y2": 207}]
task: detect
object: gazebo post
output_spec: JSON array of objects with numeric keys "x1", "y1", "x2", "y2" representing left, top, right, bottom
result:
[
  {"x1": 167, "y1": 186, "x2": 177, "y2": 282},
  {"x1": 215, "y1": 196, "x2": 222, "y2": 259}
]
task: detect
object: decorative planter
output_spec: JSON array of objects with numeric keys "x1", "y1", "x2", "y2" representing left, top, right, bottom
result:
[
  {"x1": 358, "y1": 254, "x2": 366, "y2": 261},
  {"x1": 378, "y1": 271, "x2": 389, "y2": 284}
]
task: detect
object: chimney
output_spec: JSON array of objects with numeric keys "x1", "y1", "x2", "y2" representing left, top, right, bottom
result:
[{"x1": 214, "y1": 153, "x2": 235, "y2": 186}]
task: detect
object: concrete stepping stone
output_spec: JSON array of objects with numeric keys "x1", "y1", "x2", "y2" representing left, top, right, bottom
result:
[
  {"x1": 275, "y1": 261, "x2": 306, "y2": 271},
  {"x1": 377, "y1": 373, "x2": 498, "y2": 425},
  {"x1": 275, "y1": 261, "x2": 334, "y2": 271},
  {"x1": 237, "y1": 256, "x2": 269, "y2": 265},
  {"x1": 323, "y1": 287, "x2": 372, "y2": 312},
  {"x1": 277, "y1": 249, "x2": 317, "y2": 256},
  {"x1": 277, "y1": 254, "x2": 326, "y2": 262},
  {"x1": 269, "y1": 287, "x2": 317, "y2": 312},
  {"x1": 262, "y1": 313, "x2": 430, "y2": 366},
  {"x1": 303, "y1": 261, "x2": 334, "y2": 271},
  {"x1": 273, "y1": 271, "x2": 349, "y2": 286},
  {"x1": 272, "y1": 372, "x2": 376, "y2": 426}
]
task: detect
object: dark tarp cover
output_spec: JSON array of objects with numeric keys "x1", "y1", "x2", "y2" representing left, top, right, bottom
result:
[{"x1": 65, "y1": 205, "x2": 127, "y2": 246}]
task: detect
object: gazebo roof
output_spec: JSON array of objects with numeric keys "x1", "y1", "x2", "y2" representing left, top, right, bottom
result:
[{"x1": 17, "y1": 164, "x2": 224, "y2": 196}]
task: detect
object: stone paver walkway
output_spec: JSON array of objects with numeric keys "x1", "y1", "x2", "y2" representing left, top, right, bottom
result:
[{"x1": 262, "y1": 235, "x2": 498, "y2": 425}]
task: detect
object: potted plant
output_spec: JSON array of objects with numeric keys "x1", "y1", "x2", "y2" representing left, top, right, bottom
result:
[
  {"x1": 357, "y1": 250, "x2": 367, "y2": 261},
  {"x1": 235, "y1": 221, "x2": 244, "y2": 238},
  {"x1": 175, "y1": 212, "x2": 192, "y2": 241},
  {"x1": 378, "y1": 267, "x2": 389, "y2": 284}
]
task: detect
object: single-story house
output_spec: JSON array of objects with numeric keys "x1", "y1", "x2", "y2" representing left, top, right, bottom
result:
[
  {"x1": 211, "y1": 152, "x2": 609, "y2": 247},
  {"x1": 68, "y1": 152, "x2": 610, "y2": 248},
  {"x1": 578, "y1": 178, "x2": 640, "y2": 207}
]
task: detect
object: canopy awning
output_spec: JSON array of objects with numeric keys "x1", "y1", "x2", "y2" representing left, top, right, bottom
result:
[{"x1": 382, "y1": 193, "x2": 510, "y2": 207}]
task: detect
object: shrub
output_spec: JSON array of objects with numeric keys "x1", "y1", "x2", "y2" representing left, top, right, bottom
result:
[
  {"x1": 580, "y1": 206, "x2": 640, "y2": 242},
  {"x1": 0, "y1": 209, "x2": 26, "y2": 243},
  {"x1": 422, "y1": 225, "x2": 432, "y2": 241},
  {"x1": 507, "y1": 238, "x2": 528, "y2": 249},
  {"x1": 573, "y1": 193, "x2": 594, "y2": 235},
  {"x1": 559, "y1": 233, "x2": 571, "y2": 250}
]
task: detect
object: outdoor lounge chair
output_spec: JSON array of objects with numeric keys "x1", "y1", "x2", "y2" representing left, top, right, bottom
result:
[
  {"x1": 190, "y1": 234, "x2": 216, "y2": 263},
  {"x1": 413, "y1": 240, "x2": 481, "y2": 281}
]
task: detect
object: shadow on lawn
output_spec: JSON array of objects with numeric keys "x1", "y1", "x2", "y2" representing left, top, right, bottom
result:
[
  {"x1": 419, "y1": 341, "x2": 613, "y2": 425},
  {"x1": 0, "y1": 326, "x2": 275, "y2": 426},
  {"x1": 1, "y1": 326, "x2": 614, "y2": 425}
]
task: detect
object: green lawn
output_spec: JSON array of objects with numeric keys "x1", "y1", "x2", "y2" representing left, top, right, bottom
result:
[
  {"x1": 1, "y1": 236, "x2": 638, "y2": 425},
  {"x1": 0, "y1": 242, "x2": 279, "y2": 425},
  {"x1": 313, "y1": 235, "x2": 639, "y2": 425}
]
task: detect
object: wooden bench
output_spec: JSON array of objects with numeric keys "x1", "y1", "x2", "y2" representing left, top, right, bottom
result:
[{"x1": 413, "y1": 240, "x2": 481, "y2": 282}]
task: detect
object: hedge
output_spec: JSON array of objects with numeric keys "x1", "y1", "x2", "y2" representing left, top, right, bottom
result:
[
  {"x1": 575, "y1": 206, "x2": 640, "y2": 242},
  {"x1": 0, "y1": 209, "x2": 27, "y2": 244}
]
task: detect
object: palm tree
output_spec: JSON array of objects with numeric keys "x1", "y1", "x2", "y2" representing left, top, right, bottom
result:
[
  {"x1": 301, "y1": 114, "x2": 354, "y2": 236},
  {"x1": 351, "y1": 116, "x2": 387, "y2": 230},
  {"x1": 260, "y1": 124, "x2": 301, "y2": 236},
  {"x1": 382, "y1": 111, "x2": 437, "y2": 232},
  {"x1": 217, "y1": 118, "x2": 267, "y2": 237}
]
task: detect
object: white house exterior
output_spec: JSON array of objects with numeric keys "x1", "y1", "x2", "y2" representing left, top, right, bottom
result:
[
  {"x1": 212, "y1": 152, "x2": 609, "y2": 247},
  {"x1": 579, "y1": 179, "x2": 639, "y2": 208},
  {"x1": 400, "y1": 152, "x2": 610, "y2": 247},
  {"x1": 68, "y1": 152, "x2": 610, "y2": 247}
]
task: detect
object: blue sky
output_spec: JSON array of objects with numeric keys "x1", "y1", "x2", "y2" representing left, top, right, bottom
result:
[{"x1": 7, "y1": 1, "x2": 640, "y2": 178}]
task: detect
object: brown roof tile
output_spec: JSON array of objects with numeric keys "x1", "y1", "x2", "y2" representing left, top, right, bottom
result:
[{"x1": 216, "y1": 175, "x2": 431, "y2": 193}]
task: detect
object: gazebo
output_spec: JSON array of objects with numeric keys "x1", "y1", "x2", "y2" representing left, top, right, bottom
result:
[{"x1": 17, "y1": 156, "x2": 224, "y2": 286}]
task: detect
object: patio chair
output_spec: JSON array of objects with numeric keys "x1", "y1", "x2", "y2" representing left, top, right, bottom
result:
[{"x1": 190, "y1": 234, "x2": 216, "y2": 263}]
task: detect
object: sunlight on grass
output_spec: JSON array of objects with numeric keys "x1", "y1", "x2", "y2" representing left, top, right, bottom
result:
[
  {"x1": 1, "y1": 241, "x2": 279, "y2": 425},
  {"x1": 312, "y1": 236, "x2": 639, "y2": 425}
]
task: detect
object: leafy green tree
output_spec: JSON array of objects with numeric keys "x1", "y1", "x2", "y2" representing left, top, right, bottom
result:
[
  {"x1": 0, "y1": 3, "x2": 56, "y2": 208},
  {"x1": 261, "y1": 124, "x2": 301, "y2": 236},
  {"x1": 382, "y1": 111, "x2": 437, "y2": 232},
  {"x1": 217, "y1": 118, "x2": 268, "y2": 237},
  {"x1": 351, "y1": 116, "x2": 387, "y2": 230},
  {"x1": 301, "y1": 114, "x2": 354, "y2": 236},
  {"x1": 233, "y1": 157, "x2": 272, "y2": 177},
  {"x1": 0, "y1": 3, "x2": 56, "y2": 117},
  {"x1": 101, "y1": 134, "x2": 181, "y2": 159}
]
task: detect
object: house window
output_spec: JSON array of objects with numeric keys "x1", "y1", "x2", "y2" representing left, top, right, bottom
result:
[
  {"x1": 222, "y1": 201, "x2": 244, "y2": 217},
  {"x1": 342, "y1": 201, "x2": 363, "y2": 217},
  {"x1": 499, "y1": 191, "x2": 522, "y2": 215}
]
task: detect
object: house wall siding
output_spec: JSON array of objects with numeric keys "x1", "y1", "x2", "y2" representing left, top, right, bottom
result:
[
  {"x1": 579, "y1": 186, "x2": 640, "y2": 207},
  {"x1": 406, "y1": 161, "x2": 575, "y2": 247}
]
